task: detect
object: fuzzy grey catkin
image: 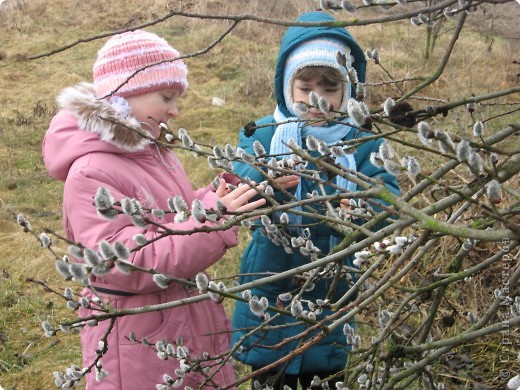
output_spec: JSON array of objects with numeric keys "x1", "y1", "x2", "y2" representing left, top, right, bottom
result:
[{"x1": 94, "y1": 186, "x2": 114, "y2": 210}]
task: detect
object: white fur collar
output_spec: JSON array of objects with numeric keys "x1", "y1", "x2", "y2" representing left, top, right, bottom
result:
[{"x1": 56, "y1": 83, "x2": 150, "y2": 152}]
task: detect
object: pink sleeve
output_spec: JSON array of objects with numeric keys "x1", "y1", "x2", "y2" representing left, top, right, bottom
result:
[
  {"x1": 193, "y1": 185, "x2": 213, "y2": 203},
  {"x1": 63, "y1": 168, "x2": 238, "y2": 294}
]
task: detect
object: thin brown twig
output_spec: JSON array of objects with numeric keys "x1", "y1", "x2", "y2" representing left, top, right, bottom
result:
[{"x1": 29, "y1": 0, "x2": 459, "y2": 60}]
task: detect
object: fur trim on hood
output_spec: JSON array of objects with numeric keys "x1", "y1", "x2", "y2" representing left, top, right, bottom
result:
[{"x1": 57, "y1": 82, "x2": 151, "y2": 152}]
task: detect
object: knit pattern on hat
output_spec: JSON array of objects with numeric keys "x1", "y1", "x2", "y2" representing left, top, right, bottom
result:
[
  {"x1": 283, "y1": 38, "x2": 351, "y2": 116},
  {"x1": 93, "y1": 30, "x2": 188, "y2": 99}
]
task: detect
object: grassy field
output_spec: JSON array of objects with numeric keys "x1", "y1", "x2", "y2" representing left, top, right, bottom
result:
[{"x1": 0, "y1": 0, "x2": 518, "y2": 388}]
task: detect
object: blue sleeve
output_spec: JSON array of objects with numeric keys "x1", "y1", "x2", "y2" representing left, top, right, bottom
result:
[
  {"x1": 352, "y1": 136, "x2": 400, "y2": 233},
  {"x1": 232, "y1": 124, "x2": 269, "y2": 183},
  {"x1": 356, "y1": 137, "x2": 400, "y2": 197}
]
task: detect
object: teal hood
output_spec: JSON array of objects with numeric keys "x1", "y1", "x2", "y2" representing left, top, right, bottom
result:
[{"x1": 274, "y1": 11, "x2": 366, "y2": 117}]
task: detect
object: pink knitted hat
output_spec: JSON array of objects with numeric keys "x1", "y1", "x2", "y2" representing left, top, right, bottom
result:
[{"x1": 93, "y1": 30, "x2": 188, "y2": 99}]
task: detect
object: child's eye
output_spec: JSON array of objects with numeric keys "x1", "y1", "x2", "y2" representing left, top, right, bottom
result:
[{"x1": 163, "y1": 96, "x2": 172, "y2": 102}]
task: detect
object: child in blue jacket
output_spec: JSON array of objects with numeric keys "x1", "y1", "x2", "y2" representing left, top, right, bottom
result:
[{"x1": 231, "y1": 11, "x2": 399, "y2": 389}]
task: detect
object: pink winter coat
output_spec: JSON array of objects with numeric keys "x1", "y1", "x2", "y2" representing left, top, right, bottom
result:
[{"x1": 42, "y1": 83, "x2": 238, "y2": 389}]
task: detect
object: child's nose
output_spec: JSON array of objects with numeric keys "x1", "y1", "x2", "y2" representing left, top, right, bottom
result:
[{"x1": 167, "y1": 105, "x2": 178, "y2": 119}]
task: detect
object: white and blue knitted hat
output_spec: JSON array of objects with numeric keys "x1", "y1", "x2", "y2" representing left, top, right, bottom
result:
[{"x1": 283, "y1": 38, "x2": 351, "y2": 116}]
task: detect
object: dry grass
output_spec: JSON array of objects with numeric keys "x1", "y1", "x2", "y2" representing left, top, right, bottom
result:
[{"x1": 0, "y1": 0, "x2": 518, "y2": 388}]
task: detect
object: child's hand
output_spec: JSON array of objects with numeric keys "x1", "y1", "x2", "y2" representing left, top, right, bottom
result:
[
  {"x1": 272, "y1": 175, "x2": 299, "y2": 190},
  {"x1": 339, "y1": 199, "x2": 352, "y2": 219},
  {"x1": 215, "y1": 177, "x2": 234, "y2": 197},
  {"x1": 217, "y1": 180, "x2": 266, "y2": 212}
]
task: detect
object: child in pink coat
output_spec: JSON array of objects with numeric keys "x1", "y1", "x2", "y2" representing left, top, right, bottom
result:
[{"x1": 43, "y1": 30, "x2": 264, "y2": 389}]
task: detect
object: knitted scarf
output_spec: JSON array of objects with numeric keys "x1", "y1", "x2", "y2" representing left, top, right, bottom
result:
[{"x1": 270, "y1": 106, "x2": 357, "y2": 251}]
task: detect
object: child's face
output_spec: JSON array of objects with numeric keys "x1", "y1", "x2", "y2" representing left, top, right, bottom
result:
[
  {"x1": 292, "y1": 77, "x2": 343, "y2": 126},
  {"x1": 126, "y1": 88, "x2": 181, "y2": 138}
]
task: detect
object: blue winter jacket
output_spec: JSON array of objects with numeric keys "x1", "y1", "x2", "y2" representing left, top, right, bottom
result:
[{"x1": 231, "y1": 11, "x2": 399, "y2": 375}]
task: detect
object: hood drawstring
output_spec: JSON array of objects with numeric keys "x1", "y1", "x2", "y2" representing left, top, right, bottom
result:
[{"x1": 154, "y1": 143, "x2": 179, "y2": 170}]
